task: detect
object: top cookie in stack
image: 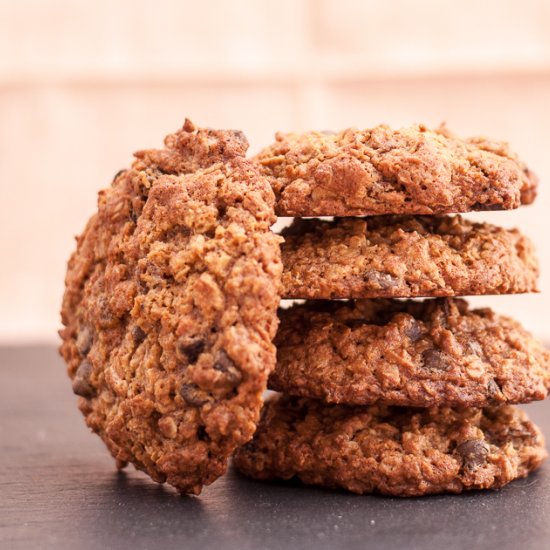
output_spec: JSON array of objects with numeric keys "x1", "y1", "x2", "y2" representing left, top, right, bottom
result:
[
  {"x1": 235, "y1": 124, "x2": 548, "y2": 496},
  {"x1": 256, "y1": 124, "x2": 537, "y2": 217}
]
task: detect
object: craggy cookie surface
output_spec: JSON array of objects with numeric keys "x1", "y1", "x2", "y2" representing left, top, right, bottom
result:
[
  {"x1": 272, "y1": 299, "x2": 550, "y2": 407},
  {"x1": 255, "y1": 124, "x2": 537, "y2": 216},
  {"x1": 234, "y1": 395, "x2": 547, "y2": 496},
  {"x1": 280, "y1": 215, "x2": 539, "y2": 299},
  {"x1": 59, "y1": 120, "x2": 282, "y2": 494}
]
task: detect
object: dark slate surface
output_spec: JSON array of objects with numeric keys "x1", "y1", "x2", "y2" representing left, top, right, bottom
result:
[{"x1": 1, "y1": 346, "x2": 549, "y2": 550}]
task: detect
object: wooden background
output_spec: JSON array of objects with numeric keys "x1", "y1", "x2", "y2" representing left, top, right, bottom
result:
[{"x1": 1, "y1": 0, "x2": 550, "y2": 343}]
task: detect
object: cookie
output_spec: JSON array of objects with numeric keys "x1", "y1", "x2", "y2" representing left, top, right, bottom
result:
[
  {"x1": 255, "y1": 124, "x2": 537, "y2": 216},
  {"x1": 234, "y1": 395, "x2": 547, "y2": 496},
  {"x1": 280, "y1": 215, "x2": 538, "y2": 299},
  {"x1": 271, "y1": 298, "x2": 550, "y2": 407},
  {"x1": 59, "y1": 120, "x2": 283, "y2": 494}
]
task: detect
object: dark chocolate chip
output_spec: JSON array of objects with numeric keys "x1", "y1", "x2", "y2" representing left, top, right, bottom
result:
[
  {"x1": 131, "y1": 326, "x2": 147, "y2": 344},
  {"x1": 76, "y1": 326, "x2": 93, "y2": 357},
  {"x1": 72, "y1": 360, "x2": 95, "y2": 398},
  {"x1": 364, "y1": 270, "x2": 398, "y2": 290},
  {"x1": 204, "y1": 227, "x2": 216, "y2": 239},
  {"x1": 471, "y1": 202, "x2": 505, "y2": 212},
  {"x1": 180, "y1": 225, "x2": 191, "y2": 237},
  {"x1": 456, "y1": 439, "x2": 490, "y2": 471},
  {"x1": 213, "y1": 350, "x2": 242, "y2": 385},
  {"x1": 179, "y1": 384, "x2": 211, "y2": 407},
  {"x1": 421, "y1": 349, "x2": 451, "y2": 371},
  {"x1": 179, "y1": 340, "x2": 205, "y2": 364},
  {"x1": 197, "y1": 425, "x2": 209, "y2": 441},
  {"x1": 404, "y1": 320, "x2": 422, "y2": 342},
  {"x1": 217, "y1": 203, "x2": 227, "y2": 218}
]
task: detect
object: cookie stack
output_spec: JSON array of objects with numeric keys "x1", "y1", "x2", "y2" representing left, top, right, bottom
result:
[
  {"x1": 234, "y1": 124, "x2": 549, "y2": 496},
  {"x1": 60, "y1": 121, "x2": 548, "y2": 497}
]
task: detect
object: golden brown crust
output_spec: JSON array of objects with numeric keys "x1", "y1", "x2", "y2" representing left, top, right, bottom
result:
[
  {"x1": 255, "y1": 124, "x2": 537, "y2": 216},
  {"x1": 59, "y1": 120, "x2": 282, "y2": 494},
  {"x1": 280, "y1": 215, "x2": 539, "y2": 299},
  {"x1": 234, "y1": 395, "x2": 547, "y2": 496},
  {"x1": 272, "y1": 298, "x2": 550, "y2": 407}
]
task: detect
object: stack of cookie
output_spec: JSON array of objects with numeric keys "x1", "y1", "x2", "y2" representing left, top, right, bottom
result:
[
  {"x1": 234, "y1": 124, "x2": 549, "y2": 496},
  {"x1": 60, "y1": 121, "x2": 548, "y2": 497}
]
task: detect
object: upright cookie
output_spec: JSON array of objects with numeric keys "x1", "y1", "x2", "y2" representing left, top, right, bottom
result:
[
  {"x1": 272, "y1": 298, "x2": 550, "y2": 407},
  {"x1": 255, "y1": 124, "x2": 537, "y2": 216},
  {"x1": 234, "y1": 395, "x2": 547, "y2": 496},
  {"x1": 59, "y1": 120, "x2": 282, "y2": 494},
  {"x1": 280, "y1": 215, "x2": 539, "y2": 299}
]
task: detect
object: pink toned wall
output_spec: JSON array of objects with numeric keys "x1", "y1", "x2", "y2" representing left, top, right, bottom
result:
[{"x1": 1, "y1": 0, "x2": 549, "y2": 343}]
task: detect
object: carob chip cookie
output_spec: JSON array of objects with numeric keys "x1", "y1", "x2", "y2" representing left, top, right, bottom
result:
[
  {"x1": 59, "y1": 120, "x2": 282, "y2": 494},
  {"x1": 280, "y1": 215, "x2": 539, "y2": 299},
  {"x1": 234, "y1": 395, "x2": 547, "y2": 496},
  {"x1": 255, "y1": 124, "x2": 537, "y2": 216},
  {"x1": 271, "y1": 298, "x2": 550, "y2": 407}
]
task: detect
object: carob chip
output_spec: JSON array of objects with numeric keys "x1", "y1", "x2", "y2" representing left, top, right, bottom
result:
[
  {"x1": 72, "y1": 360, "x2": 95, "y2": 398},
  {"x1": 456, "y1": 439, "x2": 490, "y2": 471}
]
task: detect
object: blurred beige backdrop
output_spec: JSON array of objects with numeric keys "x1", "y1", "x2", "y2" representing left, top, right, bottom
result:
[{"x1": 1, "y1": 0, "x2": 549, "y2": 343}]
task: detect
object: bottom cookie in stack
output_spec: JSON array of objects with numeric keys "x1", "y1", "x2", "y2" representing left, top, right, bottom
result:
[
  {"x1": 234, "y1": 298, "x2": 549, "y2": 496},
  {"x1": 234, "y1": 395, "x2": 546, "y2": 496}
]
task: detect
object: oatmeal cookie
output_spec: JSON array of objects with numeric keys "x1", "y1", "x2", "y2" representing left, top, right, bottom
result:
[
  {"x1": 280, "y1": 215, "x2": 539, "y2": 299},
  {"x1": 271, "y1": 298, "x2": 550, "y2": 407},
  {"x1": 59, "y1": 120, "x2": 282, "y2": 494},
  {"x1": 255, "y1": 124, "x2": 537, "y2": 216},
  {"x1": 234, "y1": 395, "x2": 547, "y2": 496}
]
